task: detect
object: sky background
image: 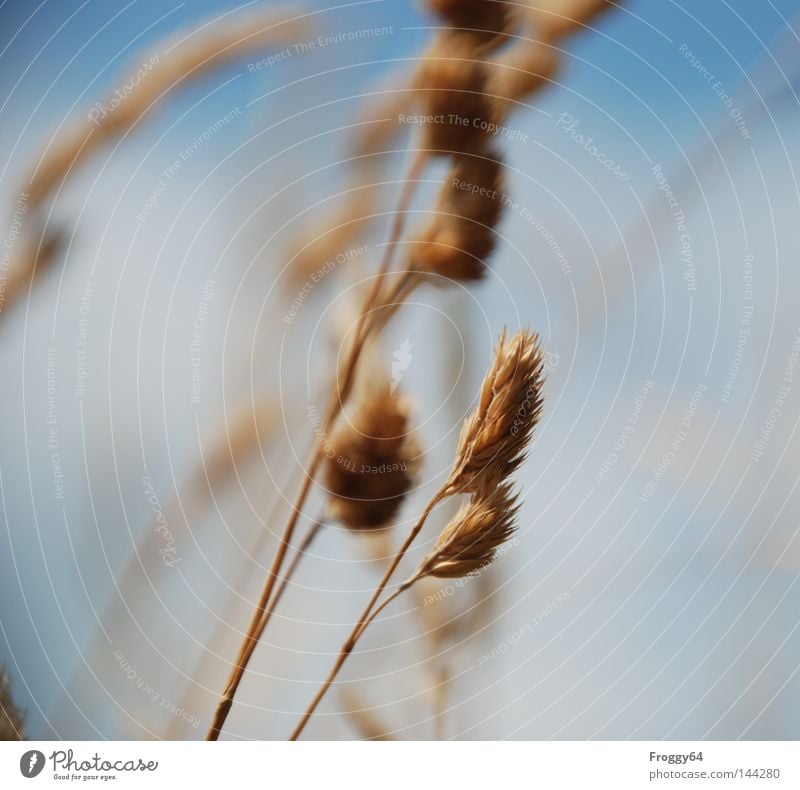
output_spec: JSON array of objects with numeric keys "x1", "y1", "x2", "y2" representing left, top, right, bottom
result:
[{"x1": 2, "y1": 0, "x2": 800, "y2": 741}]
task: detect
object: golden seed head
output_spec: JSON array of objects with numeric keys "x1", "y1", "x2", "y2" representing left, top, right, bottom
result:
[
  {"x1": 448, "y1": 328, "x2": 544, "y2": 493},
  {"x1": 421, "y1": 483, "x2": 519, "y2": 578},
  {"x1": 408, "y1": 152, "x2": 504, "y2": 284},
  {"x1": 324, "y1": 380, "x2": 421, "y2": 530},
  {"x1": 527, "y1": 0, "x2": 614, "y2": 43},
  {"x1": 425, "y1": 0, "x2": 520, "y2": 54},
  {"x1": 412, "y1": 32, "x2": 496, "y2": 155}
]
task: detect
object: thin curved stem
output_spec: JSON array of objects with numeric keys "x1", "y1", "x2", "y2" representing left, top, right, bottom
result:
[
  {"x1": 290, "y1": 489, "x2": 445, "y2": 740},
  {"x1": 353, "y1": 574, "x2": 420, "y2": 641},
  {"x1": 207, "y1": 148, "x2": 428, "y2": 741},
  {"x1": 251, "y1": 517, "x2": 325, "y2": 643}
]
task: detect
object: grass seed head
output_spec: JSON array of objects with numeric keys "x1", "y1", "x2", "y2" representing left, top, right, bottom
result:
[
  {"x1": 412, "y1": 32, "x2": 497, "y2": 155},
  {"x1": 324, "y1": 380, "x2": 421, "y2": 530},
  {"x1": 421, "y1": 483, "x2": 519, "y2": 578},
  {"x1": 408, "y1": 151, "x2": 503, "y2": 284}
]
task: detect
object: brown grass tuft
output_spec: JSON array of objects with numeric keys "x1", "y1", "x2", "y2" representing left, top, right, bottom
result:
[
  {"x1": 324, "y1": 379, "x2": 420, "y2": 530},
  {"x1": 408, "y1": 151, "x2": 504, "y2": 284}
]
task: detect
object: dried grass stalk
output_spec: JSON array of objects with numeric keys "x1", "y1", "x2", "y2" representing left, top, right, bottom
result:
[
  {"x1": 290, "y1": 327, "x2": 543, "y2": 739},
  {"x1": 350, "y1": 88, "x2": 414, "y2": 159},
  {"x1": 340, "y1": 688, "x2": 394, "y2": 740}
]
